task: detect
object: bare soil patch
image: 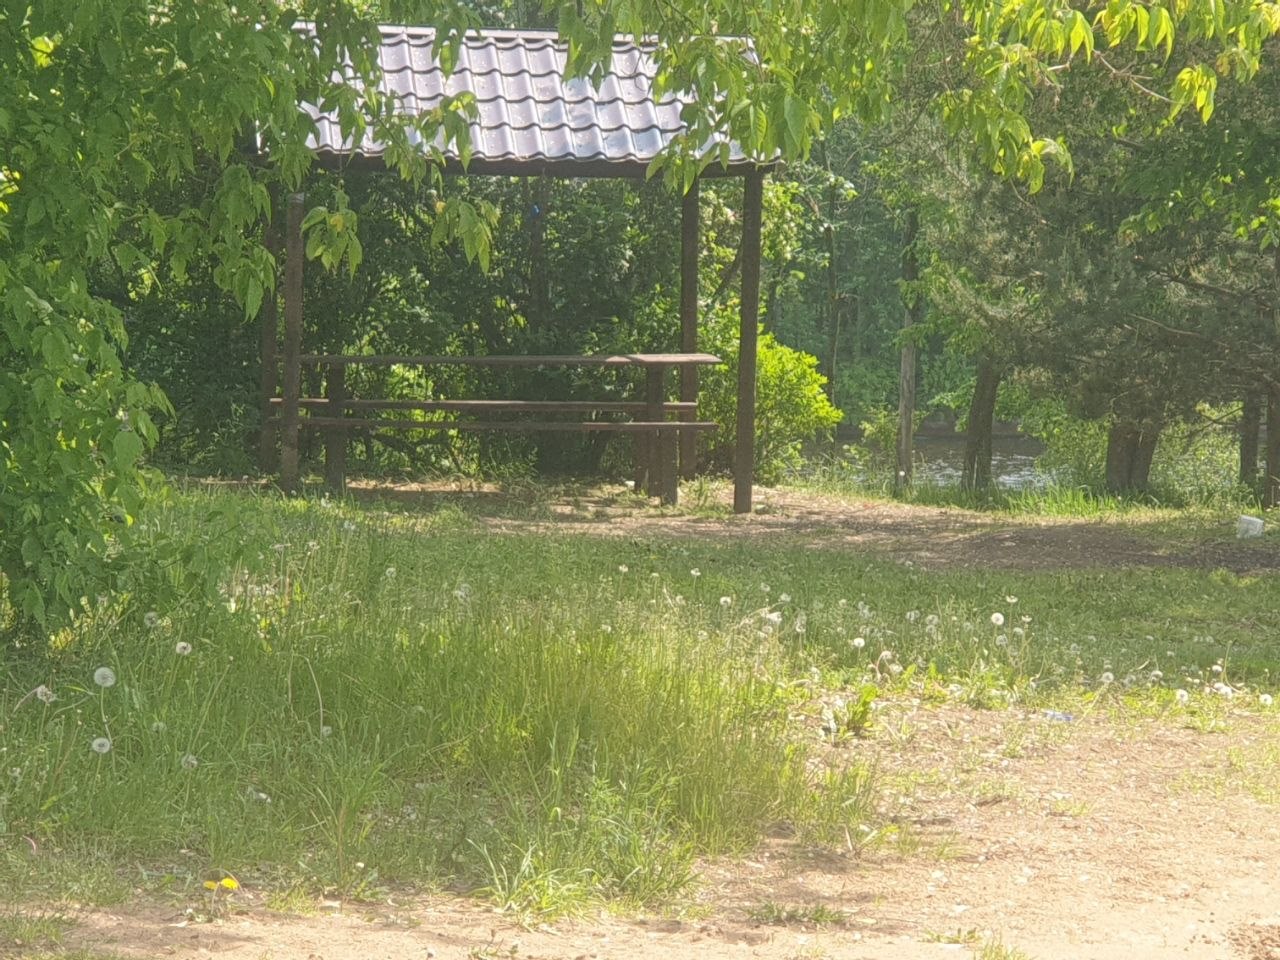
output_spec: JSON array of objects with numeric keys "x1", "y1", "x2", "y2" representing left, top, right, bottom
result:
[
  {"x1": 39, "y1": 703, "x2": 1280, "y2": 960},
  {"x1": 338, "y1": 479, "x2": 1280, "y2": 573}
]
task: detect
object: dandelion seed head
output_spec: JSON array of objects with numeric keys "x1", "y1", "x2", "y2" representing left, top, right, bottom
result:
[
  {"x1": 1006, "y1": 595, "x2": 1018, "y2": 604},
  {"x1": 93, "y1": 667, "x2": 116, "y2": 688},
  {"x1": 181, "y1": 754, "x2": 199, "y2": 769},
  {"x1": 690, "y1": 568, "x2": 701, "y2": 578},
  {"x1": 618, "y1": 565, "x2": 628, "y2": 573},
  {"x1": 990, "y1": 612, "x2": 1005, "y2": 627},
  {"x1": 90, "y1": 737, "x2": 112, "y2": 754},
  {"x1": 1100, "y1": 671, "x2": 1115, "y2": 684},
  {"x1": 151, "y1": 721, "x2": 167, "y2": 733},
  {"x1": 383, "y1": 566, "x2": 397, "y2": 580},
  {"x1": 779, "y1": 592, "x2": 791, "y2": 603},
  {"x1": 906, "y1": 610, "x2": 919, "y2": 622},
  {"x1": 719, "y1": 596, "x2": 732, "y2": 608},
  {"x1": 1175, "y1": 688, "x2": 1190, "y2": 704},
  {"x1": 1149, "y1": 670, "x2": 1163, "y2": 682},
  {"x1": 144, "y1": 611, "x2": 160, "y2": 629},
  {"x1": 852, "y1": 637, "x2": 866, "y2": 649},
  {"x1": 174, "y1": 641, "x2": 193, "y2": 656},
  {"x1": 320, "y1": 725, "x2": 333, "y2": 737},
  {"x1": 1260, "y1": 694, "x2": 1274, "y2": 708},
  {"x1": 1212, "y1": 664, "x2": 1223, "y2": 674},
  {"x1": 34, "y1": 685, "x2": 56, "y2": 704}
]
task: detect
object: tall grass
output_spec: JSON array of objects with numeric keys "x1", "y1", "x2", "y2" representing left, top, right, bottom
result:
[
  {"x1": 3, "y1": 486, "x2": 1278, "y2": 914},
  {"x1": 0, "y1": 492, "x2": 869, "y2": 914}
]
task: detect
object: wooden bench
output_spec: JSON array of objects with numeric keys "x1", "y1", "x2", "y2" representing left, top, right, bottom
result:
[{"x1": 273, "y1": 352, "x2": 722, "y2": 505}]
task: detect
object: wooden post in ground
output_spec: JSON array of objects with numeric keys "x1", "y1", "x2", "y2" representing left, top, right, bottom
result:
[
  {"x1": 279, "y1": 193, "x2": 305, "y2": 494},
  {"x1": 258, "y1": 210, "x2": 281, "y2": 473},
  {"x1": 323, "y1": 362, "x2": 347, "y2": 493},
  {"x1": 644, "y1": 366, "x2": 664, "y2": 498},
  {"x1": 734, "y1": 169, "x2": 765, "y2": 514},
  {"x1": 679, "y1": 179, "x2": 700, "y2": 480}
]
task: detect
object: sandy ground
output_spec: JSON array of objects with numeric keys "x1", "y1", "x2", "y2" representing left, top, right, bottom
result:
[
  {"x1": 339, "y1": 479, "x2": 1280, "y2": 574},
  {"x1": 43, "y1": 703, "x2": 1280, "y2": 960}
]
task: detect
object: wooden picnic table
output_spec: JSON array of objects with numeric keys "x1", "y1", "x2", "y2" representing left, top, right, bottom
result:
[{"x1": 279, "y1": 352, "x2": 723, "y2": 505}]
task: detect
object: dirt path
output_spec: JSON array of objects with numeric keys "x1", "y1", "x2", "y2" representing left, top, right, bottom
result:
[
  {"x1": 339, "y1": 480, "x2": 1280, "y2": 573},
  {"x1": 51, "y1": 704, "x2": 1280, "y2": 960}
]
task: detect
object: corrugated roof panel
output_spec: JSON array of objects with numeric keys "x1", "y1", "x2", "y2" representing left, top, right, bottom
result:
[{"x1": 302, "y1": 22, "x2": 760, "y2": 172}]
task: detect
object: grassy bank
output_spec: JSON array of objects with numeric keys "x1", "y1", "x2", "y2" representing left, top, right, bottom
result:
[{"x1": 3, "y1": 486, "x2": 1279, "y2": 917}]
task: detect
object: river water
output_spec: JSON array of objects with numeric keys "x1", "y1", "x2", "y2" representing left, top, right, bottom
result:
[{"x1": 913, "y1": 434, "x2": 1051, "y2": 490}]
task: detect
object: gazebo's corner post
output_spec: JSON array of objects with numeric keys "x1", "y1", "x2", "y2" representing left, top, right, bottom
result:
[
  {"x1": 734, "y1": 168, "x2": 766, "y2": 514},
  {"x1": 678, "y1": 178, "x2": 700, "y2": 480},
  {"x1": 258, "y1": 204, "x2": 281, "y2": 474},
  {"x1": 279, "y1": 192, "x2": 305, "y2": 495},
  {"x1": 323, "y1": 361, "x2": 347, "y2": 494}
]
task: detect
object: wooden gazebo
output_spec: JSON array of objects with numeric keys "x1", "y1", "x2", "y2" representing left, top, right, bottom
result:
[{"x1": 265, "y1": 24, "x2": 769, "y2": 512}]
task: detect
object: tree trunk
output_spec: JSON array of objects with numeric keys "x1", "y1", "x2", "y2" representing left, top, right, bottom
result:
[
  {"x1": 1265, "y1": 384, "x2": 1280, "y2": 508},
  {"x1": 961, "y1": 355, "x2": 1002, "y2": 492},
  {"x1": 1105, "y1": 418, "x2": 1161, "y2": 494},
  {"x1": 823, "y1": 160, "x2": 840, "y2": 404},
  {"x1": 1240, "y1": 391, "x2": 1262, "y2": 489},
  {"x1": 896, "y1": 209, "x2": 921, "y2": 492}
]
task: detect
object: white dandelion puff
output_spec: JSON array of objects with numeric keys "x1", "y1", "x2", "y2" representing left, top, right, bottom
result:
[
  {"x1": 990, "y1": 613, "x2": 1005, "y2": 627},
  {"x1": 1100, "y1": 671, "x2": 1115, "y2": 684},
  {"x1": 143, "y1": 611, "x2": 160, "y2": 629},
  {"x1": 383, "y1": 566, "x2": 397, "y2": 580},
  {"x1": 34, "y1": 685, "x2": 56, "y2": 704},
  {"x1": 852, "y1": 637, "x2": 866, "y2": 649},
  {"x1": 906, "y1": 610, "x2": 919, "y2": 622},
  {"x1": 93, "y1": 667, "x2": 116, "y2": 688},
  {"x1": 1175, "y1": 689, "x2": 1190, "y2": 705},
  {"x1": 1260, "y1": 694, "x2": 1274, "y2": 708},
  {"x1": 779, "y1": 592, "x2": 791, "y2": 603},
  {"x1": 690, "y1": 568, "x2": 701, "y2": 578},
  {"x1": 174, "y1": 641, "x2": 193, "y2": 656},
  {"x1": 151, "y1": 721, "x2": 167, "y2": 733},
  {"x1": 618, "y1": 564, "x2": 629, "y2": 573},
  {"x1": 719, "y1": 596, "x2": 732, "y2": 608},
  {"x1": 320, "y1": 725, "x2": 333, "y2": 737},
  {"x1": 181, "y1": 754, "x2": 199, "y2": 770},
  {"x1": 90, "y1": 737, "x2": 112, "y2": 754},
  {"x1": 1005, "y1": 595, "x2": 1018, "y2": 604}
]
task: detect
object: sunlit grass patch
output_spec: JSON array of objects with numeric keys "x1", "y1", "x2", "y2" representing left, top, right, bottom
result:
[{"x1": 2, "y1": 485, "x2": 1278, "y2": 916}]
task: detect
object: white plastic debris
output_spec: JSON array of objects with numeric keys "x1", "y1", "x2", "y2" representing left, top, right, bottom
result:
[{"x1": 1237, "y1": 515, "x2": 1265, "y2": 539}]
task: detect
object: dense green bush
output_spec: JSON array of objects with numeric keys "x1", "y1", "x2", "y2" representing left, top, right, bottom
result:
[{"x1": 699, "y1": 334, "x2": 843, "y2": 483}]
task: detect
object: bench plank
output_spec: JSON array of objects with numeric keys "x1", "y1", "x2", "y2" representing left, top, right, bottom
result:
[
  {"x1": 271, "y1": 398, "x2": 698, "y2": 414},
  {"x1": 303, "y1": 417, "x2": 718, "y2": 433}
]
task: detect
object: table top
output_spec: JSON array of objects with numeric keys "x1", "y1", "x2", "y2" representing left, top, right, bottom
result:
[{"x1": 298, "y1": 352, "x2": 723, "y2": 368}]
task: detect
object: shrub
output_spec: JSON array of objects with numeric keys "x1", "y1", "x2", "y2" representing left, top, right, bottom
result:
[{"x1": 699, "y1": 335, "x2": 842, "y2": 483}]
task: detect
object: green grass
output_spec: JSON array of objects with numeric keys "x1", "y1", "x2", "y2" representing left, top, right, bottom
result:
[{"x1": 2, "y1": 485, "x2": 1279, "y2": 919}]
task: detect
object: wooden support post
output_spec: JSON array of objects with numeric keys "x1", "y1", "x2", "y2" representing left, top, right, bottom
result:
[
  {"x1": 258, "y1": 211, "x2": 281, "y2": 473},
  {"x1": 644, "y1": 365, "x2": 664, "y2": 498},
  {"x1": 279, "y1": 193, "x2": 305, "y2": 494},
  {"x1": 679, "y1": 179, "x2": 700, "y2": 480},
  {"x1": 323, "y1": 363, "x2": 347, "y2": 493},
  {"x1": 734, "y1": 169, "x2": 765, "y2": 514}
]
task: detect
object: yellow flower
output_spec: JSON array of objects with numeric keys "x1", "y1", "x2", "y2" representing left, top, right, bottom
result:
[{"x1": 203, "y1": 876, "x2": 240, "y2": 891}]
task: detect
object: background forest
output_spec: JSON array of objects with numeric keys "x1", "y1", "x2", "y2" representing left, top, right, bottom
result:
[{"x1": 117, "y1": 13, "x2": 1280, "y2": 508}]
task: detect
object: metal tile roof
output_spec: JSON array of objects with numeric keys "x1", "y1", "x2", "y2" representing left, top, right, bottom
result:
[{"x1": 303, "y1": 24, "x2": 758, "y2": 177}]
